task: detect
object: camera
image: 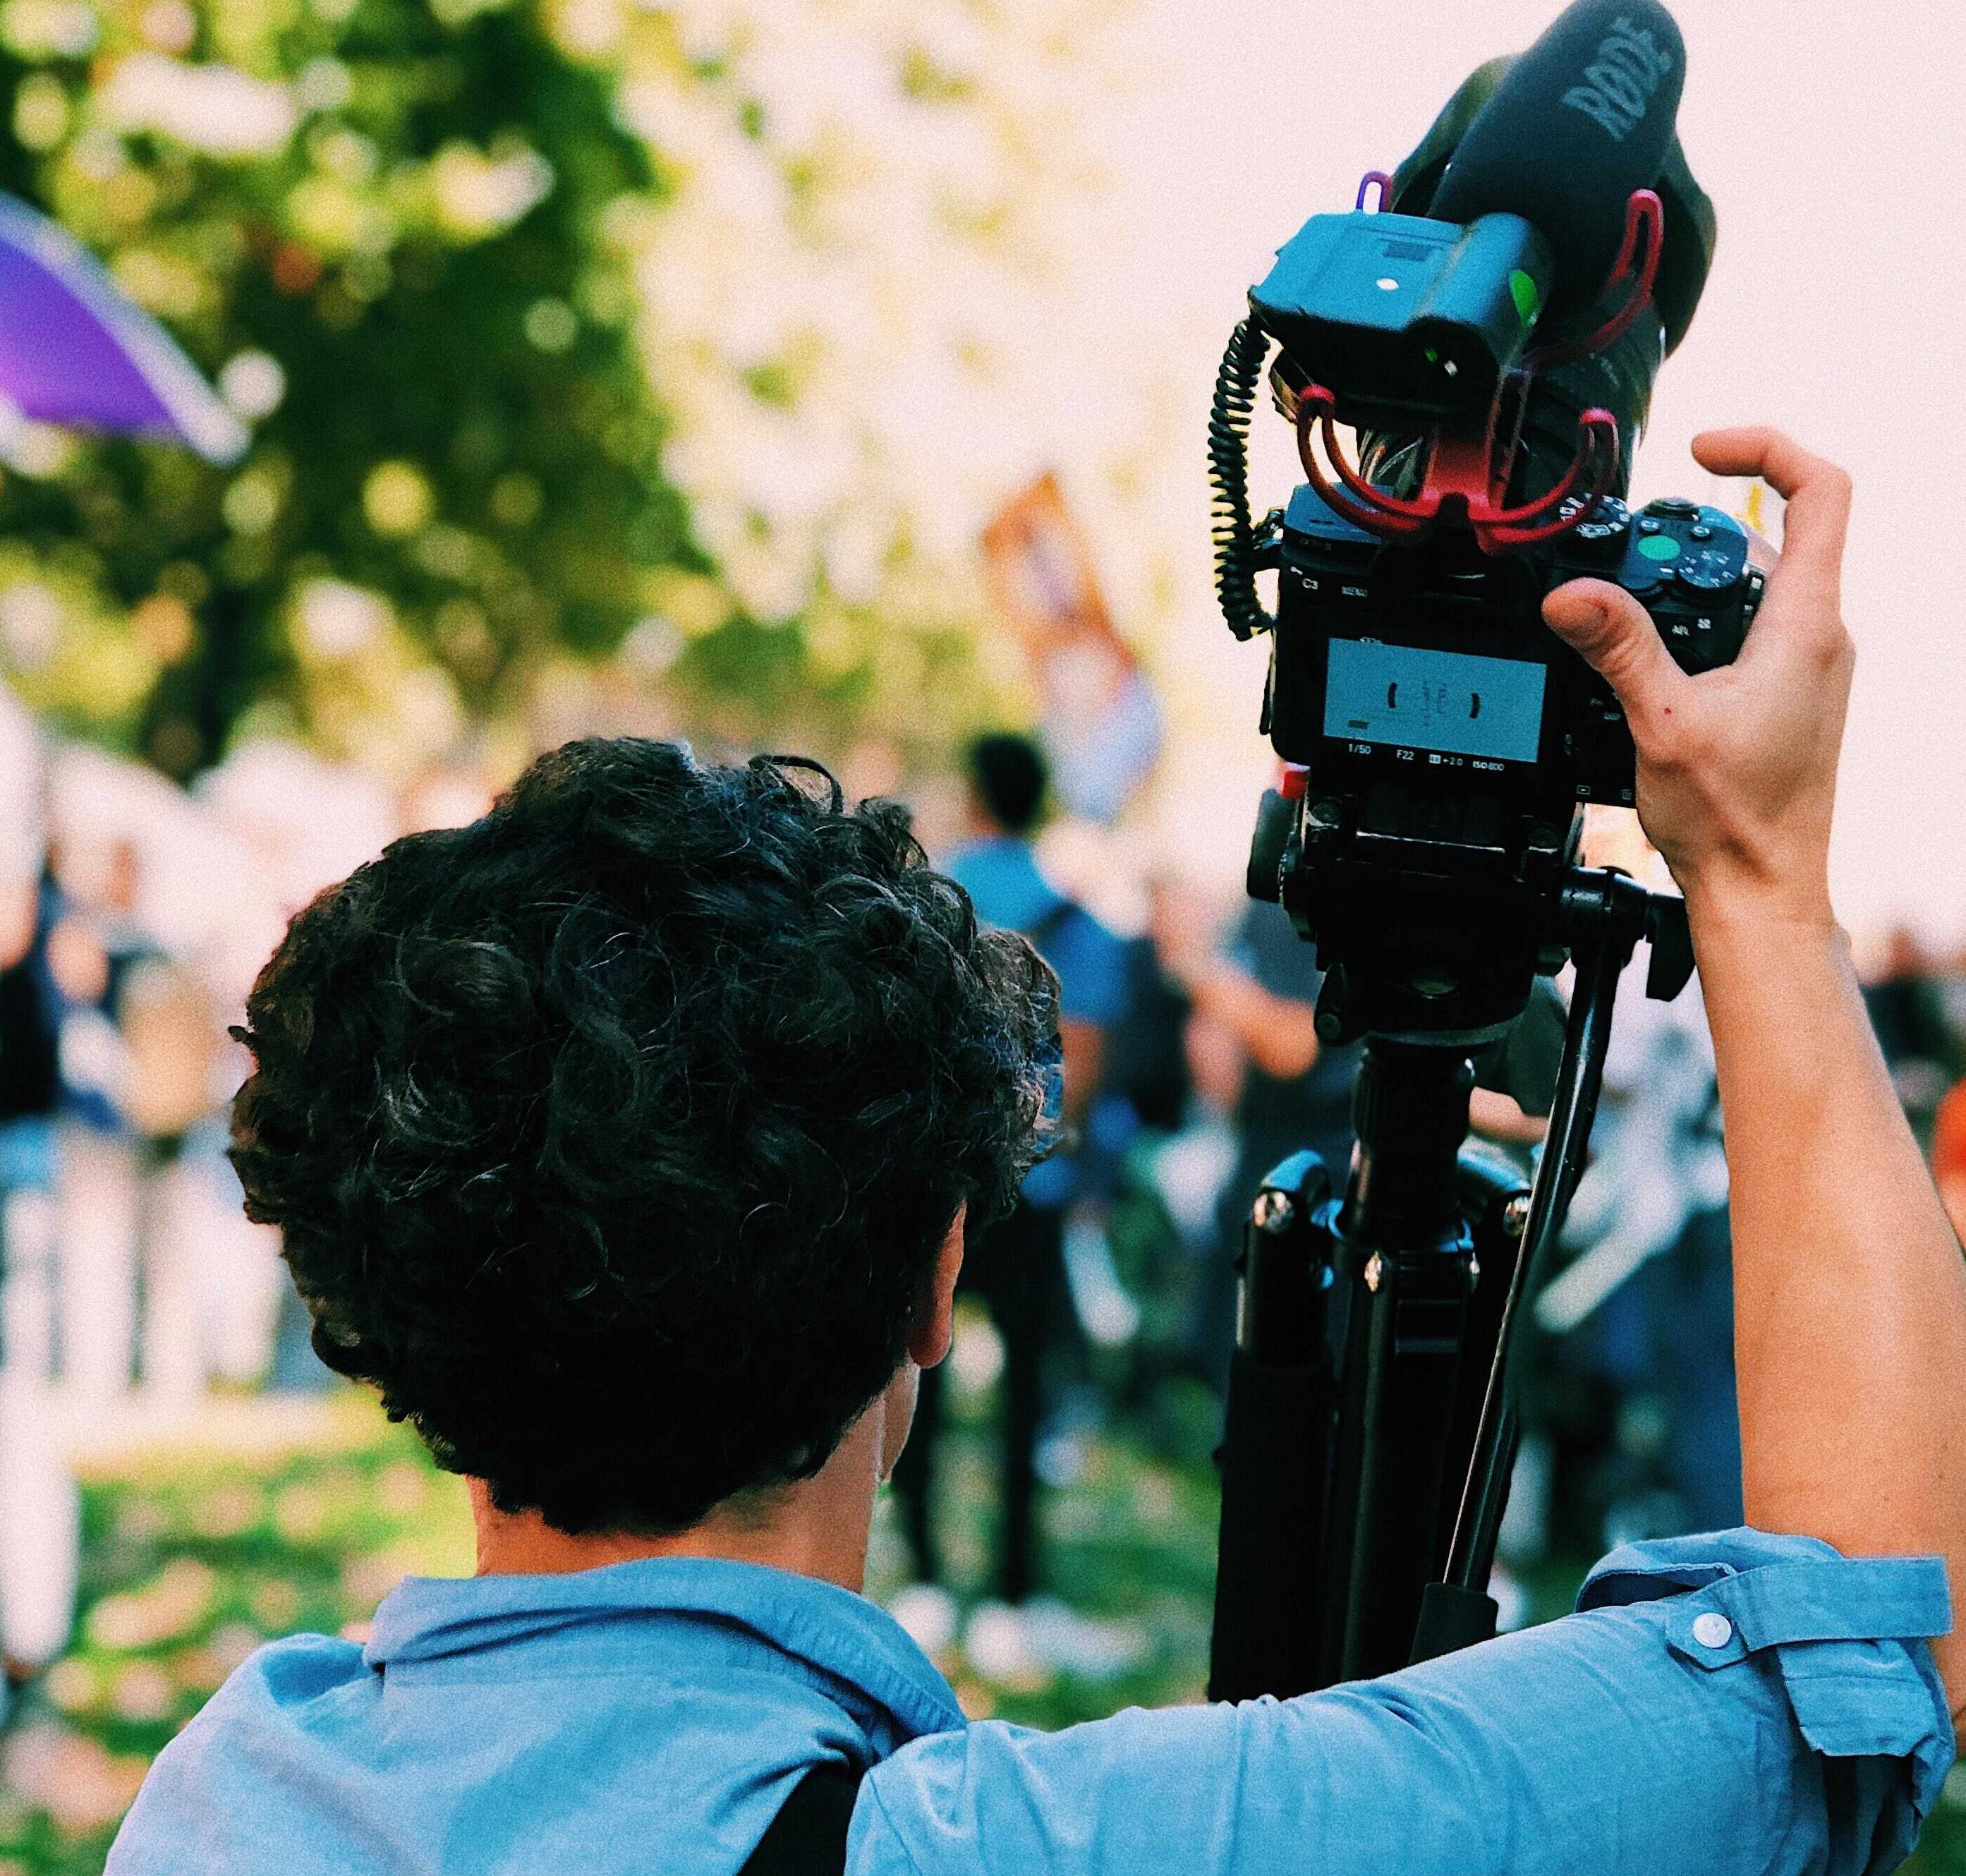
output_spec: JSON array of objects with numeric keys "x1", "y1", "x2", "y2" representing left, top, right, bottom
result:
[
  {"x1": 1215, "y1": 193, "x2": 1744, "y2": 1045},
  {"x1": 1270, "y1": 485, "x2": 1761, "y2": 809}
]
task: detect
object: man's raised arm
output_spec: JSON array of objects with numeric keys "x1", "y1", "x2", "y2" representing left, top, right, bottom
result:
[{"x1": 1544, "y1": 425, "x2": 1966, "y2": 1716}]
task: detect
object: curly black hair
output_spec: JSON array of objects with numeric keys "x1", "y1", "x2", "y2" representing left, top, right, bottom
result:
[{"x1": 230, "y1": 739, "x2": 1057, "y2": 1535}]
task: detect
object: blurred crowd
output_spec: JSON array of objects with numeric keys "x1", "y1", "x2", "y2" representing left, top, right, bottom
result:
[
  {"x1": 4, "y1": 682, "x2": 1966, "y2": 1702},
  {"x1": 0, "y1": 686, "x2": 508, "y2": 1693}
]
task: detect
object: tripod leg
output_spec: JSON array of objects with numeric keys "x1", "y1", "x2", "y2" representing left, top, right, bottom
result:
[
  {"x1": 1336, "y1": 1239, "x2": 1476, "y2": 1681},
  {"x1": 1321, "y1": 1043, "x2": 1481, "y2": 1685},
  {"x1": 1208, "y1": 1152, "x2": 1336, "y2": 1704}
]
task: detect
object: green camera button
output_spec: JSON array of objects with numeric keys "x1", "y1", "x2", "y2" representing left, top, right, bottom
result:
[{"x1": 1637, "y1": 535, "x2": 1682, "y2": 562}]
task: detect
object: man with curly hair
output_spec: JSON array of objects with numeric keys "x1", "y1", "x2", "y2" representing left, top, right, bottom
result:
[{"x1": 110, "y1": 435, "x2": 1966, "y2": 1876}]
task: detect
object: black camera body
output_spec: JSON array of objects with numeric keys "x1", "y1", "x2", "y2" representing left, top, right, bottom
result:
[
  {"x1": 1268, "y1": 485, "x2": 1764, "y2": 814},
  {"x1": 1245, "y1": 481, "x2": 1759, "y2": 1044}
]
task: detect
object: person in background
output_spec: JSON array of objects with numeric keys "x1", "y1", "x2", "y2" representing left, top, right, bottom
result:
[
  {"x1": 1084, "y1": 871, "x2": 1216, "y2": 1420},
  {"x1": 46, "y1": 835, "x2": 157, "y2": 1401},
  {"x1": 1931, "y1": 1074, "x2": 1966, "y2": 1245},
  {"x1": 1469, "y1": 979, "x2": 1565, "y2": 1169},
  {"x1": 1098, "y1": 871, "x2": 1196, "y2": 1142},
  {"x1": 0, "y1": 861, "x2": 79, "y2": 1705},
  {"x1": 890, "y1": 734, "x2": 1124, "y2": 1647},
  {"x1": 0, "y1": 871, "x2": 63, "y2": 1303},
  {"x1": 117, "y1": 948, "x2": 227, "y2": 1401},
  {"x1": 1864, "y1": 926, "x2": 1959, "y2": 1132}
]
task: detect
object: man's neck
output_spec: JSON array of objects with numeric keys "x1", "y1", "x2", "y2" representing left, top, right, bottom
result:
[{"x1": 468, "y1": 1391, "x2": 890, "y2": 1592}]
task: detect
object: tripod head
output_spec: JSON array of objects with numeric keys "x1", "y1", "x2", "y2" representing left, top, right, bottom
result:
[{"x1": 1247, "y1": 765, "x2": 1693, "y2": 1046}]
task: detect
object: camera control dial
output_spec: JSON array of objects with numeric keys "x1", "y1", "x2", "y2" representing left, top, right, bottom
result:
[
  {"x1": 1557, "y1": 493, "x2": 1631, "y2": 553},
  {"x1": 1677, "y1": 545, "x2": 1740, "y2": 592}
]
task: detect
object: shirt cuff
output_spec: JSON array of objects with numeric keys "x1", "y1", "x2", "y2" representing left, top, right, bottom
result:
[{"x1": 1579, "y1": 1527, "x2": 1955, "y2": 1853}]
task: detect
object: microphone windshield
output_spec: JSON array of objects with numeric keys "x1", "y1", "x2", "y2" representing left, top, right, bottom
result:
[{"x1": 1428, "y1": 0, "x2": 1686, "y2": 320}]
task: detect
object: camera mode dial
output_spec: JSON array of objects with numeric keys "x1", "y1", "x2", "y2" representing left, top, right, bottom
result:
[
  {"x1": 1533, "y1": 497, "x2": 1762, "y2": 809},
  {"x1": 1558, "y1": 493, "x2": 1631, "y2": 555}
]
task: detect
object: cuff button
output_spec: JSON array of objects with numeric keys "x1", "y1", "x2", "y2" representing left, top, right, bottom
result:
[{"x1": 1692, "y1": 1612, "x2": 1734, "y2": 1650}]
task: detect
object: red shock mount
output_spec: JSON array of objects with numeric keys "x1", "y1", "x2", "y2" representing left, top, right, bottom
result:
[{"x1": 1293, "y1": 178, "x2": 1666, "y2": 556}]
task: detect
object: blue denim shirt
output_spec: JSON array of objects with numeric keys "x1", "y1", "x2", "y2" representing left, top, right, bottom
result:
[{"x1": 107, "y1": 1529, "x2": 1953, "y2": 1876}]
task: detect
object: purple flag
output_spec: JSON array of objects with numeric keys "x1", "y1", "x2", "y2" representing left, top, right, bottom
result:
[{"x1": 0, "y1": 190, "x2": 245, "y2": 464}]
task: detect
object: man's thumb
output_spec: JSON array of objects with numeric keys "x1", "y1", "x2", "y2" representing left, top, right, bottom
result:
[{"x1": 1542, "y1": 578, "x2": 1687, "y2": 720}]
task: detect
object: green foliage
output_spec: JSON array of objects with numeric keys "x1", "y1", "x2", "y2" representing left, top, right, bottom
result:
[
  {"x1": 0, "y1": 0, "x2": 703, "y2": 776},
  {"x1": 0, "y1": 0, "x2": 1076, "y2": 786}
]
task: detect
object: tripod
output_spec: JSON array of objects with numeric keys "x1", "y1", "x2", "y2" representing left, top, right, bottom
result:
[{"x1": 1208, "y1": 864, "x2": 1690, "y2": 1700}]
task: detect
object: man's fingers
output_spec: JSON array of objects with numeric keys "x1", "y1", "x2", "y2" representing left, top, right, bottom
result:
[
  {"x1": 1692, "y1": 426, "x2": 1852, "y2": 595},
  {"x1": 1542, "y1": 578, "x2": 1692, "y2": 734},
  {"x1": 1689, "y1": 425, "x2": 1831, "y2": 504}
]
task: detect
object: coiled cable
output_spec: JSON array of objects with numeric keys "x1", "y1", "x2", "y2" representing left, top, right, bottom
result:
[{"x1": 1209, "y1": 317, "x2": 1275, "y2": 641}]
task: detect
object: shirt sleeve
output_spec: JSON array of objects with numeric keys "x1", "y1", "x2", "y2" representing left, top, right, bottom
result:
[{"x1": 850, "y1": 1530, "x2": 1953, "y2": 1876}]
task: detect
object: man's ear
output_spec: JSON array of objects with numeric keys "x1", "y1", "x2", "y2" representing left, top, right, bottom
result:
[{"x1": 906, "y1": 1206, "x2": 966, "y2": 1369}]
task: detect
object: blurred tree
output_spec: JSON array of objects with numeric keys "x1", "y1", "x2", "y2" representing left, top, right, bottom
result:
[
  {"x1": 0, "y1": 0, "x2": 1136, "y2": 786},
  {"x1": 0, "y1": 0, "x2": 703, "y2": 777},
  {"x1": 614, "y1": 0, "x2": 1138, "y2": 767}
]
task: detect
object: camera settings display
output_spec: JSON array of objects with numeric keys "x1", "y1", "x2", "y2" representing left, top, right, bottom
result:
[{"x1": 1322, "y1": 639, "x2": 1547, "y2": 766}]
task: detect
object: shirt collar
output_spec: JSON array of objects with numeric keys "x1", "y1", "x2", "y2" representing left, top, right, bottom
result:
[{"x1": 365, "y1": 1556, "x2": 965, "y2": 1742}]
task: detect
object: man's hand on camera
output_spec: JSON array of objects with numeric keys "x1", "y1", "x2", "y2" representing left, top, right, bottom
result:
[{"x1": 1543, "y1": 427, "x2": 1854, "y2": 928}]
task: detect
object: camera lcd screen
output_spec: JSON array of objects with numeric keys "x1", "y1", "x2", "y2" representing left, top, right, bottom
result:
[{"x1": 1323, "y1": 639, "x2": 1546, "y2": 765}]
